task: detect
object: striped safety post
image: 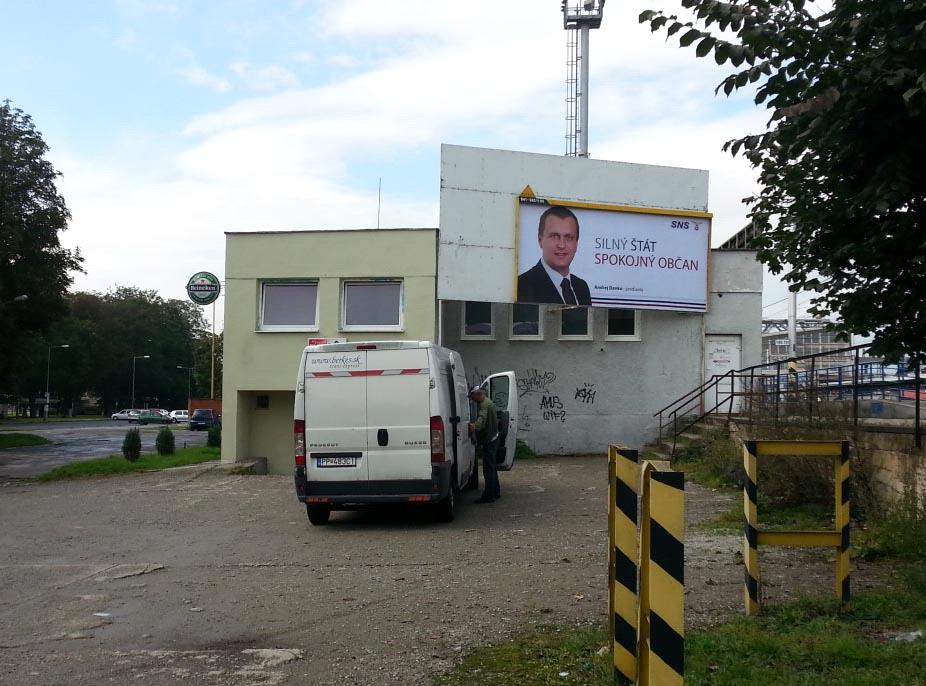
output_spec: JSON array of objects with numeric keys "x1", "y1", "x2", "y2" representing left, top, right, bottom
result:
[
  {"x1": 610, "y1": 446, "x2": 639, "y2": 684},
  {"x1": 743, "y1": 441, "x2": 761, "y2": 616},
  {"x1": 639, "y1": 463, "x2": 685, "y2": 686},
  {"x1": 835, "y1": 440, "x2": 851, "y2": 603}
]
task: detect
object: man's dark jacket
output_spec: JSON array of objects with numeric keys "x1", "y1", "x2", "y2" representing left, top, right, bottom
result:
[{"x1": 517, "y1": 261, "x2": 592, "y2": 306}]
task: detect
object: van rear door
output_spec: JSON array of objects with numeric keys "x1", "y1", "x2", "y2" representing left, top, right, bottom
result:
[
  {"x1": 483, "y1": 371, "x2": 518, "y2": 471},
  {"x1": 365, "y1": 347, "x2": 432, "y2": 481},
  {"x1": 303, "y1": 350, "x2": 368, "y2": 481}
]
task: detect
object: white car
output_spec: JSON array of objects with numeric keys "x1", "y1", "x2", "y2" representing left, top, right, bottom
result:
[
  {"x1": 111, "y1": 409, "x2": 140, "y2": 422},
  {"x1": 169, "y1": 410, "x2": 189, "y2": 423}
]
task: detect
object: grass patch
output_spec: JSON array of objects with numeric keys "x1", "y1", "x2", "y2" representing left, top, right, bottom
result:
[
  {"x1": 435, "y1": 625, "x2": 611, "y2": 686},
  {"x1": 0, "y1": 433, "x2": 52, "y2": 449},
  {"x1": 0, "y1": 416, "x2": 106, "y2": 424},
  {"x1": 670, "y1": 428, "x2": 742, "y2": 491},
  {"x1": 437, "y1": 568, "x2": 926, "y2": 686},
  {"x1": 35, "y1": 445, "x2": 220, "y2": 481}
]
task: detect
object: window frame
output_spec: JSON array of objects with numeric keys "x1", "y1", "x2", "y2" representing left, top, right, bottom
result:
[
  {"x1": 557, "y1": 307, "x2": 593, "y2": 341},
  {"x1": 258, "y1": 280, "x2": 320, "y2": 333},
  {"x1": 340, "y1": 279, "x2": 405, "y2": 332},
  {"x1": 509, "y1": 303, "x2": 544, "y2": 341},
  {"x1": 605, "y1": 309, "x2": 642, "y2": 342},
  {"x1": 460, "y1": 301, "x2": 495, "y2": 341}
]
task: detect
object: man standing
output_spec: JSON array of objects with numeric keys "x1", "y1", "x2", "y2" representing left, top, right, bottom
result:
[
  {"x1": 468, "y1": 386, "x2": 500, "y2": 504},
  {"x1": 517, "y1": 205, "x2": 592, "y2": 306}
]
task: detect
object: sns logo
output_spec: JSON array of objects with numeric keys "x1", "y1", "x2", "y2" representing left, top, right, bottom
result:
[{"x1": 671, "y1": 220, "x2": 704, "y2": 231}]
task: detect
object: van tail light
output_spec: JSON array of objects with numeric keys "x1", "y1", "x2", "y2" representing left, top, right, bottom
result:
[
  {"x1": 430, "y1": 415, "x2": 445, "y2": 463},
  {"x1": 294, "y1": 419, "x2": 306, "y2": 467}
]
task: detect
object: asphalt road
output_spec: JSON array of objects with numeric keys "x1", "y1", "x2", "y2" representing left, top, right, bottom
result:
[
  {"x1": 0, "y1": 421, "x2": 209, "y2": 479},
  {"x1": 0, "y1": 455, "x2": 863, "y2": 685}
]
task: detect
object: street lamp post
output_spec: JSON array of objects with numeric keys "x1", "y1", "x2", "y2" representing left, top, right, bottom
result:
[
  {"x1": 131, "y1": 354, "x2": 150, "y2": 409},
  {"x1": 177, "y1": 365, "x2": 193, "y2": 410},
  {"x1": 45, "y1": 344, "x2": 70, "y2": 420}
]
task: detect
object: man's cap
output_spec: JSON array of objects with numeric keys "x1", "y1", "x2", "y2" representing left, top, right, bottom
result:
[{"x1": 469, "y1": 385, "x2": 484, "y2": 395}]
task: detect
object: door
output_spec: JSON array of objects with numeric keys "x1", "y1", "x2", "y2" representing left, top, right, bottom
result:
[
  {"x1": 365, "y1": 348, "x2": 432, "y2": 481},
  {"x1": 704, "y1": 335, "x2": 743, "y2": 413},
  {"x1": 304, "y1": 350, "x2": 369, "y2": 481},
  {"x1": 482, "y1": 371, "x2": 518, "y2": 471}
]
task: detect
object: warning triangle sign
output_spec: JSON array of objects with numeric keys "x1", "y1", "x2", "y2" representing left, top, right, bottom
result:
[{"x1": 519, "y1": 185, "x2": 536, "y2": 199}]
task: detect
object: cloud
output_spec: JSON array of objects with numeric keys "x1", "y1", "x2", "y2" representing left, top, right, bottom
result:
[
  {"x1": 230, "y1": 62, "x2": 300, "y2": 92},
  {"x1": 178, "y1": 65, "x2": 232, "y2": 93},
  {"x1": 58, "y1": 0, "x2": 776, "y2": 329}
]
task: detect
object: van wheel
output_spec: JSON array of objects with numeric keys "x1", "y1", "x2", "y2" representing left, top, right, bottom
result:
[
  {"x1": 463, "y1": 463, "x2": 479, "y2": 492},
  {"x1": 436, "y1": 483, "x2": 457, "y2": 523},
  {"x1": 306, "y1": 504, "x2": 331, "y2": 526}
]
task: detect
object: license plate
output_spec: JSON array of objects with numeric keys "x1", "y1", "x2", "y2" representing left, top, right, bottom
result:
[{"x1": 316, "y1": 456, "x2": 358, "y2": 468}]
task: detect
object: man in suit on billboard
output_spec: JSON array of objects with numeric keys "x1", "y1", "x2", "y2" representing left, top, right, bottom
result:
[{"x1": 517, "y1": 205, "x2": 592, "y2": 306}]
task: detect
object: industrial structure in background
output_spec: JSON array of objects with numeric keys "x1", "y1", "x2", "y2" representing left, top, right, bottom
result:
[
  {"x1": 563, "y1": 0, "x2": 604, "y2": 157},
  {"x1": 762, "y1": 318, "x2": 857, "y2": 368}
]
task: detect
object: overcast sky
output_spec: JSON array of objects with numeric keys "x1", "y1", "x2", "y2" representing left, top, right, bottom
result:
[{"x1": 1, "y1": 0, "x2": 801, "y2": 328}]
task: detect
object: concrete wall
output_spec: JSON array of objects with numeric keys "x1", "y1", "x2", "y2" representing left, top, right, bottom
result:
[
  {"x1": 222, "y1": 229, "x2": 438, "y2": 472},
  {"x1": 443, "y1": 249, "x2": 762, "y2": 454},
  {"x1": 858, "y1": 431, "x2": 926, "y2": 506}
]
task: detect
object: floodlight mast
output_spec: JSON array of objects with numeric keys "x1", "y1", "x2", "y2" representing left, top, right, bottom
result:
[{"x1": 562, "y1": 0, "x2": 605, "y2": 158}]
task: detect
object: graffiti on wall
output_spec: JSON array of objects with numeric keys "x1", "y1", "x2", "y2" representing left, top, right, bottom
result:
[
  {"x1": 517, "y1": 369, "x2": 557, "y2": 397},
  {"x1": 574, "y1": 383, "x2": 597, "y2": 404},
  {"x1": 539, "y1": 395, "x2": 567, "y2": 423}
]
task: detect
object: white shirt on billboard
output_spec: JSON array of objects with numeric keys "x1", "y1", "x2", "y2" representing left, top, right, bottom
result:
[{"x1": 541, "y1": 258, "x2": 572, "y2": 302}]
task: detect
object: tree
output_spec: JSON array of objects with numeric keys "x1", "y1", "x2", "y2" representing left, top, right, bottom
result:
[
  {"x1": 0, "y1": 101, "x2": 83, "y2": 389},
  {"x1": 640, "y1": 0, "x2": 926, "y2": 360}
]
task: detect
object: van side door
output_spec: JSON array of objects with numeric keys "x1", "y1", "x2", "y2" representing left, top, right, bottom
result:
[{"x1": 482, "y1": 371, "x2": 518, "y2": 471}]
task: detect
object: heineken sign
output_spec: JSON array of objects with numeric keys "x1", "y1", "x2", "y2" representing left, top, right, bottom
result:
[{"x1": 186, "y1": 272, "x2": 221, "y2": 305}]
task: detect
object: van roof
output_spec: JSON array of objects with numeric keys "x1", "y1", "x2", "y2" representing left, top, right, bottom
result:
[{"x1": 303, "y1": 340, "x2": 435, "y2": 353}]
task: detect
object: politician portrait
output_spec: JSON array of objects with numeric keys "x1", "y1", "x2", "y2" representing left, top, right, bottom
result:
[{"x1": 517, "y1": 205, "x2": 592, "y2": 306}]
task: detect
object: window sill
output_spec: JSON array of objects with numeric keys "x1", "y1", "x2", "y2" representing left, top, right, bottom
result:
[
  {"x1": 340, "y1": 326, "x2": 404, "y2": 333},
  {"x1": 256, "y1": 326, "x2": 319, "y2": 333},
  {"x1": 606, "y1": 335, "x2": 641, "y2": 342},
  {"x1": 461, "y1": 335, "x2": 496, "y2": 341},
  {"x1": 558, "y1": 335, "x2": 594, "y2": 341}
]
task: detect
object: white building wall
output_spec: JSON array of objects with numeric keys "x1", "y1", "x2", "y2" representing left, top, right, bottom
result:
[{"x1": 442, "y1": 249, "x2": 761, "y2": 454}]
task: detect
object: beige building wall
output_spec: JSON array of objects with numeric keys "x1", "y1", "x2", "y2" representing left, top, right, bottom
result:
[{"x1": 222, "y1": 229, "x2": 438, "y2": 474}]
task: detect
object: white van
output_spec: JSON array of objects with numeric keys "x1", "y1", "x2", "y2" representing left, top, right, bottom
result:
[{"x1": 293, "y1": 340, "x2": 517, "y2": 525}]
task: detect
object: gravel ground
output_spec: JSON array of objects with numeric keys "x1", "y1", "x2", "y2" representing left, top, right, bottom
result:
[{"x1": 0, "y1": 455, "x2": 878, "y2": 685}]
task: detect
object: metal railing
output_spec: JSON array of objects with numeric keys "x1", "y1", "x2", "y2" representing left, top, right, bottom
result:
[{"x1": 655, "y1": 344, "x2": 923, "y2": 452}]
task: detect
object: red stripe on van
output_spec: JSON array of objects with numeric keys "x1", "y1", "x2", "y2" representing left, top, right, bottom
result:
[
  {"x1": 310, "y1": 371, "x2": 333, "y2": 377},
  {"x1": 400, "y1": 368, "x2": 425, "y2": 374},
  {"x1": 348, "y1": 370, "x2": 384, "y2": 377}
]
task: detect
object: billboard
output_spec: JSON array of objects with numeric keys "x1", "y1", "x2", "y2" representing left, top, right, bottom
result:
[
  {"x1": 516, "y1": 192, "x2": 711, "y2": 312},
  {"x1": 438, "y1": 145, "x2": 712, "y2": 311}
]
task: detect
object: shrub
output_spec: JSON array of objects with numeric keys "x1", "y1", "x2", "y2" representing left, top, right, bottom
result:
[
  {"x1": 122, "y1": 428, "x2": 142, "y2": 462},
  {"x1": 155, "y1": 426, "x2": 175, "y2": 456},
  {"x1": 207, "y1": 425, "x2": 221, "y2": 448},
  {"x1": 515, "y1": 439, "x2": 536, "y2": 459}
]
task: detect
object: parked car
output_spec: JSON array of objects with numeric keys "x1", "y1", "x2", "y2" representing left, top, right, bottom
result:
[
  {"x1": 136, "y1": 410, "x2": 172, "y2": 425},
  {"x1": 293, "y1": 340, "x2": 517, "y2": 525},
  {"x1": 169, "y1": 410, "x2": 189, "y2": 423},
  {"x1": 189, "y1": 408, "x2": 220, "y2": 431},
  {"x1": 111, "y1": 409, "x2": 140, "y2": 422}
]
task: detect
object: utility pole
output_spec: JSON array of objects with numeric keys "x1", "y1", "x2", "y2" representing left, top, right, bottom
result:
[
  {"x1": 563, "y1": 1, "x2": 605, "y2": 157},
  {"x1": 44, "y1": 344, "x2": 69, "y2": 420}
]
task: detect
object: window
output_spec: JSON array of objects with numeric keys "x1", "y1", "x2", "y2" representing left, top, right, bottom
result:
[
  {"x1": 606, "y1": 309, "x2": 641, "y2": 341},
  {"x1": 259, "y1": 282, "x2": 318, "y2": 331},
  {"x1": 341, "y1": 280, "x2": 403, "y2": 331},
  {"x1": 462, "y1": 301, "x2": 494, "y2": 339},
  {"x1": 256, "y1": 394, "x2": 270, "y2": 410},
  {"x1": 510, "y1": 303, "x2": 543, "y2": 340},
  {"x1": 559, "y1": 307, "x2": 591, "y2": 339}
]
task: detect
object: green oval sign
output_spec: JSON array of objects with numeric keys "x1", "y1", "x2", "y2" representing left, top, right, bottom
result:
[{"x1": 186, "y1": 272, "x2": 221, "y2": 305}]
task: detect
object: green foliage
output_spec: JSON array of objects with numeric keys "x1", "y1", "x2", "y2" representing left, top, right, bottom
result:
[
  {"x1": 121, "y1": 427, "x2": 141, "y2": 462},
  {"x1": 857, "y1": 488, "x2": 926, "y2": 562},
  {"x1": 0, "y1": 432, "x2": 51, "y2": 449},
  {"x1": 639, "y1": 0, "x2": 926, "y2": 361},
  {"x1": 155, "y1": 426, "x2": 175, "y2": 456},
  {"x1": 36, "y1": 445, "x2": 220, "y2": 481},
  {"x1": 206, "y1": 425, "x2": 221, "y2": 448},
  {"x1": 0, "y1": 102, "x2": 84, "y2": 391},
  {"x1": 515, "y1": 439, "x2": 536, "y2": 459},
  {"x1": 673, "y1": 428, "x2": 742, "y2": 489}
]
